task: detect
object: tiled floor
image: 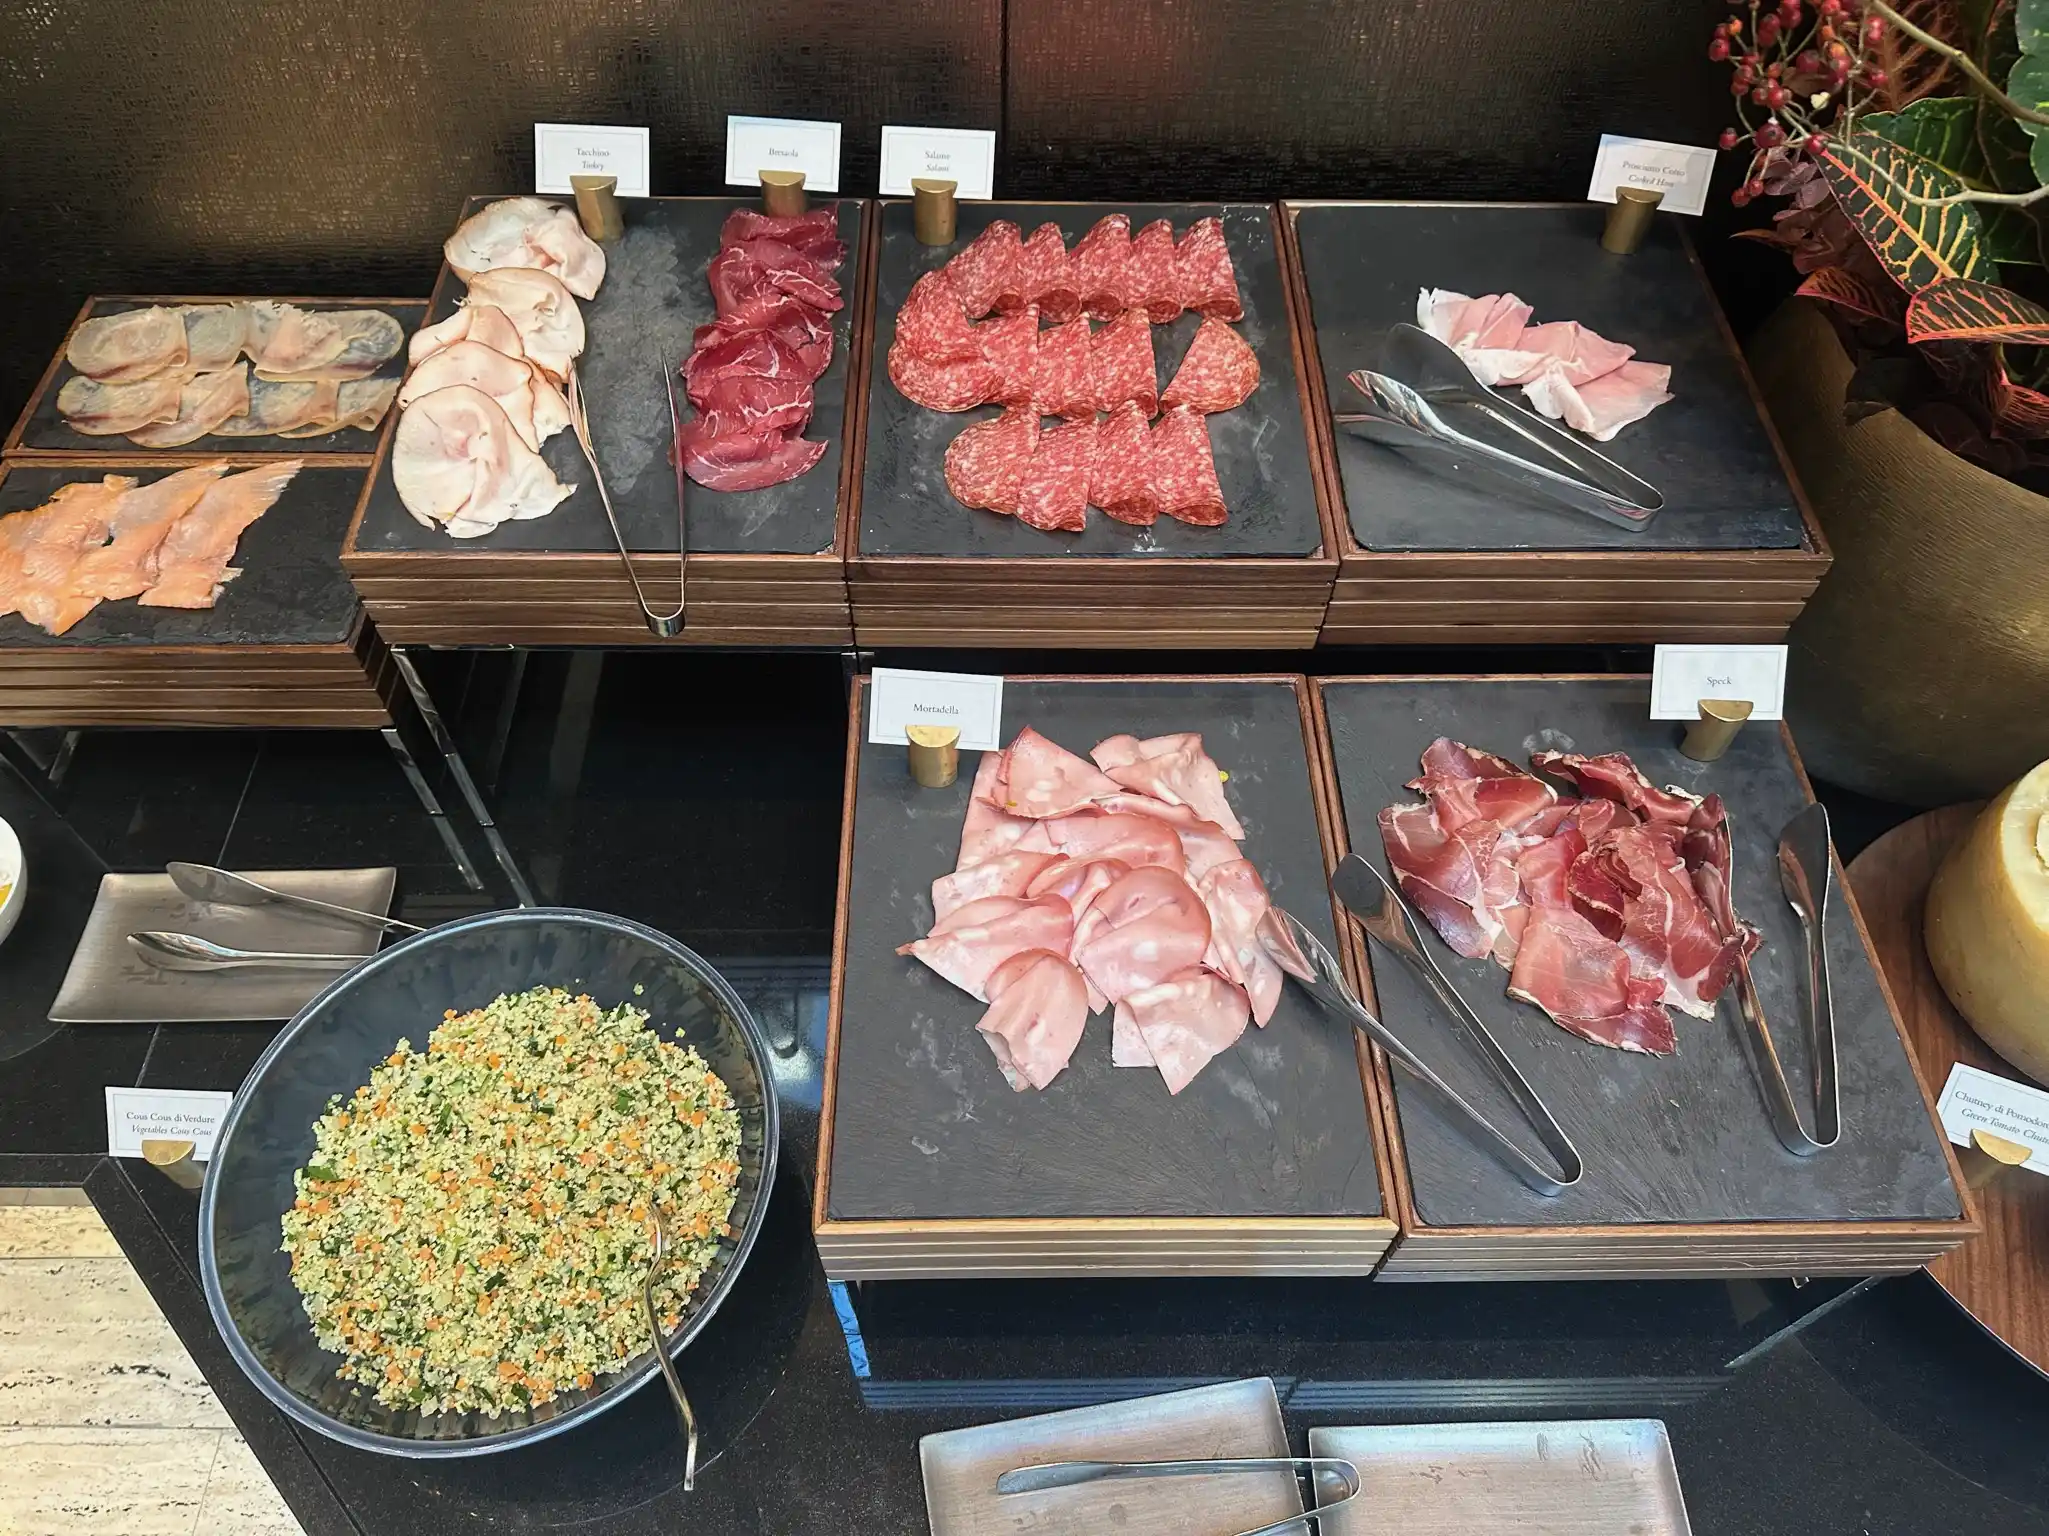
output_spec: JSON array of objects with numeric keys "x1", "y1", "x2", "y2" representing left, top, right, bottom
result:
[{"x1": 0, "y1": 1198, "x2": 304, "y2": 1536}]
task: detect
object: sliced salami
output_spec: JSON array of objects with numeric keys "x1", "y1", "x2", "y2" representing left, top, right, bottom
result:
[
  {"x1": 1174, "y1": 217, "x2": 1244, "y2": 321},
  {"x1": 1015, "y1": 418, "x2": 1099, "y2": 532},
  {"x1": 944, "y1": 406, "x2": 1039, "y2": 516},
  {"x1": 976, "y1": 304, "x2": 1040, "y2": 407},
  {"x1": 1159, "y1": 315, "x2": 1260, "y2": 413},
  {"x1": 1128, "y1": 219, "x2": 1183, "y2": 324},
  {"x1": 894, "y1": 269, "x2": 984, "y2": 365},
  {"x1": 889, "y1": 341, "x2": 1000, "y2": 412},
  {"x1": 1071, "y1": 214, "x2": 1134, "y2": 320},
  {"x1": 944, "y1": 220, "x2": 1025, "y2": 319},
  {"x1": 1149, "y1": 405, "x2": 1228, "y2": 526},
  {"x1": 1016, "y1": 223, "x2": 1082, "y2": 324},
  {"x1": 1031, "y1": 317, "x2": 1095, "y2": 420},
  {"x1": 1089, "y1": 308, "x2": 1158, "y2": 417},
  {"x1": 1089, "y1": 401, "x2": 1159, "y2": 525}
]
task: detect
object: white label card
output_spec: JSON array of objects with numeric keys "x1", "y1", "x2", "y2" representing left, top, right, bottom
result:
[
  {"x1": 1937, "y1": 1063, "x2": 2049, "y2": 1173},
  {"x1": 1588, "y1": 134, "x2": 1716, "y2": 218},
  {"x1": 1649, "y1": 644, "x2": 1788, "y2": 721},
  {"x1": 877, "y1": 126, "x2": 997, "y2": 199},
  {"x1": 105, "y1": 1087, "x2": 234, "y2": 1162},
  {"x1": 533, "y1": 123, "x2": 651, "y2": 198},
  {"x1": 726, "y1": 115, "x2": 842, "y2": 194},
  {"x1": 867, "y1": 668, "x2": 1004, "y2": 752}
]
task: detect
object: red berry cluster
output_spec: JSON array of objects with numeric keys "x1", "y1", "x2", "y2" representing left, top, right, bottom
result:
[{"x1": 1709, "y1": 0, "x2": 1888, "y2": 204}]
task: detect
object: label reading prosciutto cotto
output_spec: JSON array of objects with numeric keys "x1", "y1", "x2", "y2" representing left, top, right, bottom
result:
[
  {"x1": 726, "y1": 116, "x2": 843, "y2": 193},
  {"x1": 877, "y1": 126, "x2": 997, "y2": 199},
  {"x1": 868, "y1": 668, "x2": 1005, "y2": 752},
  {"x1": 1588, "y1": 134, "x2": 1716, "y2": 218}
]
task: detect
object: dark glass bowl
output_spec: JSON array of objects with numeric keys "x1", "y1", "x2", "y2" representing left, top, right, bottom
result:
[{"x1": 198, "y1": 907, "x2": 781, "y2": 1457}]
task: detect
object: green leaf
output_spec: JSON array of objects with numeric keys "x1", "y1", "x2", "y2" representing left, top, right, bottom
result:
[
  {"x1": 1905, "y1": 275, "x2": 2049, "y2": 341},
  {"x1": 1818, "y1": 134, "x2": 1993, "y2": 291},
  {"x1": 2013, "y1": 0, "x2": 2049, "y2": 178},
  {"x1": 1865, "y1": 98, "x2": 1987, "y2": 179}
]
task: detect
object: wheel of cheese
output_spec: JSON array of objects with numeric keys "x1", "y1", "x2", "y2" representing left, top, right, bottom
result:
[{"x1": 1926, "y1": 760, "x2": 2049, "y2": 1084}]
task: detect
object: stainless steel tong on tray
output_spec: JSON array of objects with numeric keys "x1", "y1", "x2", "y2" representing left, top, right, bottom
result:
[
  {"x1": 1333, "y1": 323, "x2": 1664, "y2": 531},
  {"x1": 998, "y1": 1455, "x2": 1362, "y2": 1535},
  {"x1": 1735, "y1": 802, "x2": 1841, "y2": 1155},
  {"x1": 565, "y1": 363, "x2": 688, "y2": 637},
  {"x1": 1286, "y1": 855, "x2": 1583, "y2": 1197}
]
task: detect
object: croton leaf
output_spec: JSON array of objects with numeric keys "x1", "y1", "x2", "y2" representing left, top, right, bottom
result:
[
  {"x1": 1865, "y1": 98, "x2": 1986, "y2": 178},
  {"x1": 1817, "y1": 134, "x2": 1992, "y2": 291},
  {"x1": 1865, "y1": 96, "x2": 2046, "y2": 265},
  {"x1": 1905, "y1": 275, "x2": 2049, "y2": 341},
  {"x1": 2012, "y1": 0, "x2": 2049, "y2": 183},
  {"x1": 1795, "y1": 265, "x2": 1904, "y2": 321}
]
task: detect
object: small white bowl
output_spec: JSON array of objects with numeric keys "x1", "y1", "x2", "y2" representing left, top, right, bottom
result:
[{"x1": 0, "y1": 816, "x2": 23, "y2": 947}]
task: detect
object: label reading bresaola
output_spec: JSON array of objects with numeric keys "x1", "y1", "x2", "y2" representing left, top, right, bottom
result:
[{"x1": 725, "y1": 115, "x2": 843, "y2": 193}]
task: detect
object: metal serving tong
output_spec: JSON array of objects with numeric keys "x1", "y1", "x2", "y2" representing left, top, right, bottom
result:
[
  {"x1": 1733, "y1": 803, "x2": 1841, "y2": 1155},
  {"x1": 564, "y1": 363, "x2": 687, "y2": 638},
  {"x1": 126, "y1": 932, "x2": 361, "y2": 972},
  {"x1": 643, "y1": 1203, "x2": 701, "y2": 1492},
  {"x1": 1290, "y1": 855, "x2": 1583, "y2": 1197},
  {"x1": 1333, "y1": 323, "x2": 1664, "y2": 532},
  {"x1": 165, "y1": 862, "x2": 422, "y2": 935},
  {"x1": 997, "y1": 1455, "x2": 1362, "y2": 1535}
]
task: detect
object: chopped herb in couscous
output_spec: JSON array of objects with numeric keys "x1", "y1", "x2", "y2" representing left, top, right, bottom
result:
[{"x1": 279, "y1": 986, "x2": 742, "y2": 1417}]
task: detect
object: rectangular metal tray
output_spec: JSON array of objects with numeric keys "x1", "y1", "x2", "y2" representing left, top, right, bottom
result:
[
  {"x1": 50, "y1": 867, "x2": 396, "y2": 1023},
  {"x1": 1308, "y1": 1419, "x2": 1692, "y2": 1535},
  {"x1": 920, "y1": 1377, "x2": 1301, "y2": 1535}
]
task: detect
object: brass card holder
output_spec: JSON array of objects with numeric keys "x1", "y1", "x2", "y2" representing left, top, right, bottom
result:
[
  {"x1": 907, "y1": 725, "x2": 961, "y2": 788},
  {"x1": 913, "y1": 177, "x2": 959, "y2": 245},
  {"x1": 759, "y1": 169, "x2": 807, "y2": 217},
  {"x1": 1959, "y1": 1127, "x2": 2034, "y2": 1190},
  {"x1": 1681, "y1": 698, "x2": 1753, "y2": 761},
  {"x1": 570, "y1": 175, "x2": 624, "y2": 242},
  {"x1": 142, "y1": 1138, "x2": 206, "y2": 1191},
  {"x1": 1601, "y1": 186, "x2": 1663, "y2": 255}
]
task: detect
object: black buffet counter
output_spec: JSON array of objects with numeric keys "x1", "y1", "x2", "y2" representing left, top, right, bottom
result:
[{"x1": 5, "y1": 649, "x2": 2048, "y2": 1536}]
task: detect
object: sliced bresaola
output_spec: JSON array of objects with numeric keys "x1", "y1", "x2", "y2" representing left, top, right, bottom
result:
[
  {"x1": 1128, "y1": 219, "x2": 1184, "y2": 324},
  {"x1": 1072, "y1": 213, "x2": 1134, "y2": 319},
  {"x1": 675, "y1": 421, "x2": 828, "y2": 491},
  {"x1": 1089, "y1": 402, "x2": 1158, "y2": 525},
  {"x1": 1126, "y1": 967, "x2": 1251, "y2": 1094},
  {"x1": 943, "y1": 406, "x2": 1037, "y2": 516},
  {"x1": 1175, "y1": 217, "x2": 1244, "y2": 321},
  {"x1": 897, "y1": 894, "x2": 1075, "y2": 1002},
  {"x1": 733, "y1": 237, "x2": 843, "y2": 311},
  {"x1": 696, "y1": 295, "x2": 835, "y2": 378},
  {"x1": 1148, "y1": 406, "x2": 1227, "y2": 526},
  {"x1": 1016, "y1": 223, "x2": 1082, "y2": 323},
  {"x1": 889, "y1": 341, "x2": 1000, "y2": 412},
  {"x1": 1015, "y1": 417, "x2": 1098, "y2": 533},
  {"x1": 1160, "y1": 315, "x2": 1260, "y2": 414},
  {"x1": 1031, "y1": 317, "x2": 1096, "y2": 421},
  {"x1": 687, "y1": 374, "x2": 814, "y2": 436},
  {"x1": 1089, "y1": 308, "x2": 1158, "y2": 416},
  {"x1": 718, "y1": 207, "x2": 846, "y2": 269},
  {"x1": 684, "y1": 331, "x2": 813, "y2": 400},
  {"x1": 977, "y1": 304, "x2": 1040, "y2": 407},
  {"x1": 945, "y1": 220, "x2": 1025, "y2": 318},
  {"x1": 978, "y1": 949, "x2": 1091, "y2": 1090},
  {"x1": 895, "y1": 269, "x2": 985, "y2": 365}
]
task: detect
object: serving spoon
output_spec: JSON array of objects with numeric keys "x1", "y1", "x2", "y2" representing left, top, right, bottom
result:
[
  {"x1": 127, "y1": 931, "x2": 364, "y2": 973},
  {"x1": 166, "y1": 862, "x2": 422, "y2": 935}
]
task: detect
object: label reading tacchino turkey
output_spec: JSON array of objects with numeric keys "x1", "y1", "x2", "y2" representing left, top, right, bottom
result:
[
  {"x1": 877, "y1": 126, "x2": 997, "y2": 199},
  {"x1": 533, "y1": 124, "x2": 650, "y2": 198},
  {"x1": 867, "y1": 668, "x2": 1005, "y2": 751},
  {"x1": 726, "y1": 116, "x2": 843, "y2": 194}
]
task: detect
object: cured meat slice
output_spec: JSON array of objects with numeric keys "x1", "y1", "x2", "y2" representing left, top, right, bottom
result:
[
  {"x1": 1127, "y1": 219, "x2": 1183, "y2": 324},
  {"x1": 896, "y1": 894, "x2": 1074, "y2": 1002},
  {"x1": 241, "y1": 303, "x2": 405, "y2": 381},
  {"x1": 894, "y1": 270, "x2": 983, "y2": 365},
  {"x1": 694, "y1": 305, "x2": 833, "y2": 382},
  {"x1": 958, "y1": 750, "x2": 1037, "y2": 869},
  {"x1": 733, "y1": 237, "x2": 843, "y2": 312},
  {"x1": 1198, "y1": 859, "x2": 1284, "y2": 1027},
  {"x1": 1379, "y1": 801, "x2": 1523, "y2": 962},
  {"x1": 1404, "y1": 741, "x2": 1557, "y2": 834},
  {"x1": 444, "y1": 196, "x2": 607, "y2": 299},
  {"x1": 462, "y1": 271, "x2": 585, "y2": 381},
  {"x1": 1015, "y1": 418, "x2": 1098, "y2": 533},
  {"x1": 1088, "y1": 402, "x2": 1158, "y2": 525},
  {"x1": 944, "y1": 220, "x2": 1025, "y2": 318},
  {"x1": 675, "y1": 421, "x2": 828, "y2": 491},
  {"x1": 125, "y1": 366, "x2": 251, "y2": 450},
  {"x1": 1174, "y1": 217, "x2": 1244, "y2": 321},
  {"x1": 1177, "y1": 819, "x2": 1243, "y2": 882},
  {"x1": 686, "y1": 330, "x2": 813, "y2": 401},
  {"x1": 1111, "y1": 1001, "x2": 1155, "y2": 1067},
  {"x1": 1127, "y1": 968, "x2": 1250, "y2": 1094},
  {"x1": 182, "y1": 307, "x2": 248, "y2": 373},
  {"x1": 392, "y1": 385, "x2": 573, "y2": 537},
  {"x1": 1089, "y1": 309, "x2": 1157, "y2": 416},
  {"x1": 977, "y1": 950, "x2": 1091, "y2": 1090},
  {"x1": 1148, "y1": 406, "x2": 1227, "y2": 526},
  {"x1": 1493, "y1": 321, "x2": 1635, "y2": 387},
  {"x1": 56, "y1": 374, "x2": 186, "y2": 436},
  {"x1": 1507, "y1": 905, "x2": 1676, "y2": 1055},
  {"x1": 1016, "y1": 223, "x2": 1082, "y2": 323},
  {"x1": 66, "y1": 307, "x2": 187, "y2": 383},
  {"x1": 1038, "y1": 812, "x2": 1184, "y2": 874},
  {"x1": 1074, "y1": 867, "x2": 1213, "y2": 1005},
  {"x1": 1090, "y1": 731, "x2": 1245, "y2": 839},
  {"x1": 933, "y1": 849, "x2": 1063, "y2": 924},
  {"x1": 1531, "y1": 750, "x2": 1700, "y2": 827},
  {"x1": 1159, "y1": 316, "x2": 1260, "y2": 414},
  {"x1": 1526, "y1": 360, "x2": 1673, "y2": 442},
  {"x1": 400, "y1": 340, "x2": 556, "y2": 450},
  {"x1": 889, "y1": 344, "x2": 1000, "y2": 412},
  {"x1": 998, "y1": 726, "x2": 1122, "y2": 817},
  {"x1": 944, "y1": 407, "x2": 1037, "y2": 516},
  {"x1": 139, "y1": 461, "x2": 301, "y2": 610},
  {"x1": 1071, "y1": 214, "x2": 1133, "y2": 319},
  {"x1": 1030, "y1": 318, "x2": 1095, "y2": 421},
  {"x1": 408, "y1": 304, "x2": 525, "y2": 367},
  {"x1": 1024, "y1": 855, "x2": 1130, "y2": 933},
  {"x1": 1417, "y1": 288, "x2": 1535, "y2": 351},
  {"x1": 688, "y1": 373, "x2": 815, "y2": 437},
  {"x1": 718, "y1": 207, "x2": 845, "y2": 268},
  {"x1": 977, "y1": 305, "x2": 1040, "y2": 407}
]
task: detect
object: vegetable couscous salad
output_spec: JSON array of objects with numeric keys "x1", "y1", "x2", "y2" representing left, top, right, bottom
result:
[{"x1": 280, "y1": 986, "x2": 744, "y2": 1417}]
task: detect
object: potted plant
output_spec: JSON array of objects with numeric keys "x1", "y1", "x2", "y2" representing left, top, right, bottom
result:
[{"x1": 1711, "y1": 0, "x2": 2049, "y2": 804}]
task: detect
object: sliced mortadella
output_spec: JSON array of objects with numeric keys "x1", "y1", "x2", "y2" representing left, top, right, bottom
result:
[
  {"x1": 957, "y1": 751, "x2": 1036, "y2": 870},
  {"x1": 977, "y1": 950, "x2": 1091, "y2": 1091},
  {"x1": 1197, "y1": 859, "x2": 1283, "y2": 1026},
  {"x1": 1023, "y1": 854, "x2": 1130, "y2": 926},
  {"x1": 1126, "y1": 969, "x2": 1251, "y2": 1094},
  {"x1": 1037, "y1": 812, "x2": 1184, "y2": 874},
  {"x1": 896, "y1": 894, "x2": 1074, "y2": 1003},
  {"x1": 1075, "y1": 867, "x2": 1213, "y2": 1005},
  {"x1": 1176, "y1": 820, "x2": 1244, "y2": 882},
  {"x1": 1094, "y1": 731, "x2": 1245, "y2": 840},
  {"x1": 931, "y1": 849, "x2": 1063, "y2": 925},
  {"x1": 997, "y1": 726, "x2": 1122, "y2": 818},
  {"x1": 1111, "y1": 1000, "x2": 1155, "y2": 1067}
]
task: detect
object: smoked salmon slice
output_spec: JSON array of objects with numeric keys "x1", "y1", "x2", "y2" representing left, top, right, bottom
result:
[{"x1": 138, "y1": 461, "x2": 301, "y2": 609}]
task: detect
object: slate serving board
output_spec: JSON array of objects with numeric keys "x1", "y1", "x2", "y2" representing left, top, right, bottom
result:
[
  {"x1": 0, "y1": 463, "x2": 368, "y2": 649},
  {"x1": 858, "y1": 201, "x2": 1324, "y2": 559},
  {"x1": 1319, "y1": 677, "x2": 1960, "y2": 1229},
  {"x1": 16, "y1": 298, "x2": 422, "y2": 456},
  {"x1": 1291, "y1": 203, "x2": 1806, "y2": 553},
  {"x1": 828, "y1": 678, "x2": 1381, "y2": 1221},
  {"x1": 353, "y1": 196, "x2": 858, "y2": 559}
]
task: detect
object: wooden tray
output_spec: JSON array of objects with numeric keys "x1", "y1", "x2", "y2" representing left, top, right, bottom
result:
[
  {"x1": 1848, "y1": 806, "x2": 2049, "y2": 1378},
  {"x1": 1311, "y1": 675, "x2": 1972, "y2": 1280},
  {"x1": 342, "y1": 195, "x2": 869, "y2": 647},
  {"x1": 814, "y1": 674, "x2": 1397, "y2": 1278},
  {"x1": 1278, "y1": 203, "x2": 1830, "y2": 646},
  {"x1": 0, "y1": 460, "x2": 393, "y2": 728},
  {"x1": 848, "y1": 201, "x2": 1336, "y2": 649},
  {"x1": 4, "y1": 296, "x2": 422, "y2": 463}
]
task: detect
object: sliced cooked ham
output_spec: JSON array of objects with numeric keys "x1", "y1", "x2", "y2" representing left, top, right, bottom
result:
[
  {"x1": 897, "y1": 894, "x2": 1074, "y2": 1002},
  {"x1": 1415, "y1": 287, "x2": 1671, "y2": 437},
  {"x1": 977, "y1": 950, "x2": 1091, "y2": 1090},
  {"x1": 1127, "y1": 969, "x2": 1251, "y2": 1094}
]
